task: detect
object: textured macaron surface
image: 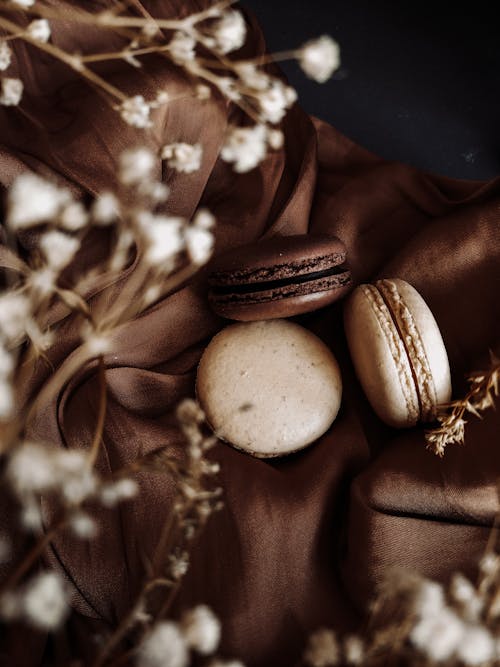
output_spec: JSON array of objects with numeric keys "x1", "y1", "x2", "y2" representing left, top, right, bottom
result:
[
  {"x1": 196, "y1": 319, "x2": 342, "y2": 457},
  {"x1": 344, "y1": 279, "x2": 451, "y2": 428},
  {"x1": 208, "y1": 234, "x2": 351, "y2": 320}
]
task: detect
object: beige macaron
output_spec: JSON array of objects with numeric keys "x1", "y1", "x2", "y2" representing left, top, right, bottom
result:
[
  {"x1": 196, "y1": 319, "x2": 342, "y2": 457},
  {"x1": 344, "y1": 278, "x2": 451, "y2": 428}
]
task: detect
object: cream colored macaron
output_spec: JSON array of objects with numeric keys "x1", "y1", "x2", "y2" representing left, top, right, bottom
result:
[
  {"x1": 196, "y1": 319, "x2": 342, "y2": 457},
  {"x1": 344, "y1": 278, "x2": 451, "y2": 428}
]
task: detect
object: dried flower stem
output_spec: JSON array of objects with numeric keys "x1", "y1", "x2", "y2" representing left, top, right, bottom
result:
[
  {"x1": 87, "y1": 355, "x2": 107, "y2": 468},
  {"x1": 425, "y1": 355, "x2": 500, "y2": 456}
]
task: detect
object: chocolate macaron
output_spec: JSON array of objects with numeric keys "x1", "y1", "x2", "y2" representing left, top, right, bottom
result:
[
  {"x1": 344, "y1": 278, "x2": 452, "y2": 428},
  {"x1": 208, "y1": 234, "x2": 351, "y2": 320}
]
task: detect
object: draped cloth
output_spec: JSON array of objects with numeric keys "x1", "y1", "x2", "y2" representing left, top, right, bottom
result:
[{"x1": 1, "y1": 1, "x2": 500, "y2": 665}]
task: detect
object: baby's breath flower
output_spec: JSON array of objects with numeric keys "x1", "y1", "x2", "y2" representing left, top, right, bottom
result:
[
  {"x1": 23, "y1": 571, "x2": 70, "y2": 631},
  {"x1": 412, "y1": 579, "x2": 445, "y2": 617},
  {"x1": 161, "y1": 142, "x2": 203, "y2": 174},
  {"x1": 221, "y1": 124, "x2": 267, "y2": 173},
  {"x1": 100, "y1": 478, "x2": 139, "y2": 508},
  {"x1": 236, "y1": 63, "x2": 269, "y2": 91},
  {"x1": 0, "y1": 292, "x2": 31, "y2": 344},
  {"x1": 304, "y1": 628, "x2": 339, "y2": 667},
  {"x1": 70, "y1": 511, "x2": 98, "y2": 539},
  {"x1": 140, "y1": 213, "x2": 186, "y2": 266},
  {"x1": 210, "y1": 10, "x2": 246, "y2": 54},
  {"x1": 118, "y1": 95, "x2": 152, "y2": 128},
  {"x1": 92, "y1": 191, "x2": 120, "y2": 225},
  {"x1": 27, "y1": 19, "x2": 51, "y2": 43},
  {"x1": 7, "y1": 442, "x2": 97, "y2": 505},
  {"x1": 119, "y1": 147, "x2": 155, "y2": 185},
  {"x1": 21, "y1": 500, "x2": 43, "y2": 532},
  {"x1": 267, "y1": 127, "x2": 284, "y2": 150},
  {"x1": 169, "y1": 31, "x2": 196, "y2": 65},
  {"x1": 343, "y1": 635, "x2": 364, "y2": 665},
  {"x1": 0, "y1": 41, "x2": 12, "y2": 72},
  {"x1": 0, "y1": 77, "x2": 23, "y2": 106},
  {"x1": 169, "y1": 551, "x2": 189, "y2": 581},
  {"x1": 7, "y1": 173, "x2": 72, "y2": 229},
  {"x1": 455, "y1": 625, "x2": 495, "y2": 665},
  {"x1": 185, "y1": 225, "x2": 213, "y2": 265},
  {"x1": 479, "y1": 552, "x2": 500, "y2": 577},
  {"x1": 59, "y1": 201, "x2": 88, "y2": 231},
  {"x1": 299, "y1": 36, "x2": 340, "y2": 83},
  {"x1": 12, "y1": 0, "x2": 35, "y2": 6},
  {"x1": 193, "y1": 209, "x2": 215, "y2": 230},
  {"x1": 409, "y1": 607, "x2": 464, "y2": 662},
  {"x1": 195, "y1": 84, "x2": 211, "y2": 100},
  {"x1": 40, "y1": 230, "x2": 80, "y2": 271},
  {"x1": 138, "y1": 621, "x2": 188, "y2": 667},
  {"x1": 80, "y1": 324, "x2": 112, "y2": 357},
  {"x1": 449, "y1": 573, "x2": 482, "y2": 620},
  {"x1": 257, "y1": 80, "x2": 297, "y2": 124},
  {"x1": 181, "y1": 605, "x2": 221, "y2": 655}
]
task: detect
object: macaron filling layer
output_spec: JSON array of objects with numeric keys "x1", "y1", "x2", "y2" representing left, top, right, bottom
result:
[
  {"x1": 366, "y1": 280, "x2": 437, "y2": 422},
  {"x1": 210, "y1": 262, "x2": 350, "y2": 296}
]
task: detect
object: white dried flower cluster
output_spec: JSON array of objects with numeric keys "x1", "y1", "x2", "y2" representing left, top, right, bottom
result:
[
  {"x1": 161, "y1": 142, "x2": 203, "y2": 174},
  {"x1": 221, "y1": 124, "x2": 283, "y2": 173},
  {"x1": 304, "y1": 628, "x2": 339, "y2": 667},
  {"x1": 27, "y1": 19, "x2": 51, "y2": 43},
  {"x1": 100, "y1": 478, "x2": 139, "y2": 507},
  {"x1": 0, "y1": 77, "x2": 23, "y2": 106},
  {"x1": 0, "y1": 571, "x2": 70, "y2": 631},
  {"x1": 299, "y1": 36, "x2": 340, "y2": 84},
  {"x1": 169, "y1": 31, "x2": 196, "y2": 65},
  {"x1": 6, "y1": 442, "x2": 97, "y2": 507},
  {"x1": 0, "y1": 40, "x2": 12, "y2": 71},
  {"x1": 208, "y1": 10, "x2": 246, "y2": 55},
  {"x1": 11, "y1": 0, "x2": 35, "y2": 6},
  {"x1": 7, "y1": 172, "x2": 73, "y2": 230},
  {"x1": 138, "y1": 605, "x2": 222, "y2": 667},
  {"x1": 118, "y1": 94, "x2": 152, "y2": 128}
]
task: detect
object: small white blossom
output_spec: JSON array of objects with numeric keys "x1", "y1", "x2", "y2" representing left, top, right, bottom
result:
[
  {"x1": 0, "y1": 292, "x2": 31, "y2": 344},
  {"x1": 209, "y1": 661, "x2": 245, "y2": 667},
  {"x1": 23, "y1": 571, "x2": 69, "y2": 631},
  {"x1": 221, "y1": 124, "x2": 267, "y2": 173},
  {"x1": 211, "y1": 10, "x2": 246, "y2": 54},
  {"x1": 0, "y1": 379, "x2": 14, "y2": 420},
  {"x1": 456, "y1": 625, "x2": 495, "y2": 665},
  {"x1": 7, "y1": 172, "x2": 72, "y2": 229},
  {"x1": 412, "y1": 579, "x2": 445, "y2": 617},
  {"x1": 28, "y1": 267, "x2": 57, "y2": 298},
  {"x1": 0, "y1": 41, "x2": 12, "y2": 72},
  {"x1": 304, "y1": 628, "x2": 339, "y2": 667},
  {"x1": 169, "y1": 552, "x2": 189, "y2": 580},
  {"x1": 80, "y1": 323, "x2": 112, "y2": 357},
  {"x1": 257, "y1": 80, "x2": 297, "y2": 124},
  {"x1": 7, "y1": 442, "x2": 59, "y2": 496},
  {"x1": 141, "y1": 181, "x2": 170, "y2": 204},
  {"x1": 27, "y1": 19, "x2": 51, "y2": 43},
  {"x1": 217, "y1": 76, "x2": 241, "y2": 102},
  {"x1": 267, "y1": 128, "x2": 284, "y2": 150},
  {"x1": 169, "y1": 31, "x2": 196, "y2": 65},
  {"x1": 12, "y1": 0, "x2": 35, "y2": 6},
  {"x1": 479, "y1": 552, "x2": 500, "y2": 577},
  {"x1": 57, "y1": 450, "x2": 97, "y2": 504},
  {"x1": 70, "y1": 511, "x2": 97, "y2": 539},
  {"x1": 119, "y1": 147, "x2": 155, "y2": 185},
  {"x1": 21, "y1": 500, "x2": 43, "y2": 531},
  {"x1": 0, "y1": 77, "x2": 23, "y2": 106},
  {"x1": 138, "y1": 621, "x2": 188, "y2": 667},
  {"x1": 343, "y1": 635, "x2": 364, "y2": 665},
  {"x1": 193, "y1": 209, "x2": 215, "y2": 230},
  {"x1": 40, "y1": 231, "x2": 80, "y2": 271},
  {"x1": 195, "y1": 84, "x2": 211, "y2": 100},
  {"x1": 236, "y1": 63, "x2": 269, "y2": 91},
  {"x1": 60, "y1": 201, "x2": 88, "y2": 231},
  {"x1": 449, "y1": 573, "x2": 482, "y2": 620},
  {"x1": 100, "y1": 478, "x2": 139, "y2": 507},
  {"x1": 185, "y1": 226, "x2": 213, "y2": 265},
  {"x1": 299, "y1": 35, "x2": 340, "y2": 83},
  {"x1": 182, "y1": 605, "x2": 221, "y2": 655},
  {"x1": 118, "y1": 95, "x2": 152, "y2": 128},
  {"x1": 139, "y1": 213, "x2": 185, "y2": 266},
  {"x1": 161, "y1": 142, "x2": 203, "y2": 174},
  {"x1": 92, "y1": 192, "x2": 119, "y2": 225},
  {"x1": 409, "y1": 608, "x2": 464, "y2": 662}
]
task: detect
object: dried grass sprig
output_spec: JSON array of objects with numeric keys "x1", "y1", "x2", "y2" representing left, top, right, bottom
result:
[{"x1": 425, "y1": 353, "x2": 500, "y2": 457}]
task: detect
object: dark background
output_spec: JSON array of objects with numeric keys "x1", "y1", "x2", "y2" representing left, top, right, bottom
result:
[{"x1": 243, "y1": 0, "x2": 500, "y2": 181}]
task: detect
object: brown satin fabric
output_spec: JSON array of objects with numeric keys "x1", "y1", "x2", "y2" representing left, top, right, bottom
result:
[{"x1": 1, "y1": 2, "x2": 500, "y2": 665}]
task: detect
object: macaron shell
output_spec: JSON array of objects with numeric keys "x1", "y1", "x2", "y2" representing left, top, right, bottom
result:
[
  {"x1": 344, "y1": 285, "x2": 420, "y2": 427},
  {"x1": 210, "y1": 277, "x2": 351, "y2": 321},
  {"x1": 196, "y1": 319, "x2": 342, "y2": 457},
  {"x1": 378, "y1": 279, "x2": 452, "y2": 412}
]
